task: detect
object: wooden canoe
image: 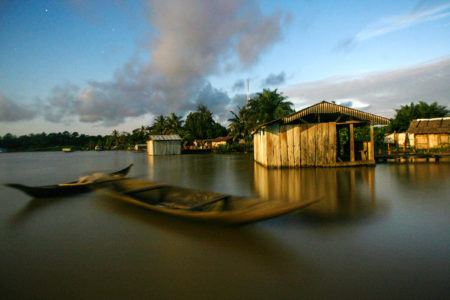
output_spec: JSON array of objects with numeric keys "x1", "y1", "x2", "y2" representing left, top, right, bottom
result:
[
  {"x1": 4, "y1": 164, "x2": 133, "y2": 198},
  {"x1": 98, "y1": 178, "x2": 320, "y2": 225}
]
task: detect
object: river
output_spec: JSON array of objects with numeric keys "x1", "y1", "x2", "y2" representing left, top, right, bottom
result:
[{"x1": 0, "y1": 151, "x2": 448, "y2": 299}]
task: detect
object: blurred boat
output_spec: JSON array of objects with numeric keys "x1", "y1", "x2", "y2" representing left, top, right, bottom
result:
[
  {"x1": 4, "y1": 164, "x2": 133, "y2": 198},
  {"x1": 98, "y1": 178, "x2": 319, "y2": 225}
]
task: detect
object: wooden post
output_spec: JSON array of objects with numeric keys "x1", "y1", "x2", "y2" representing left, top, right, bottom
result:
[
  {"x1": 350, "y1": 123, "x2": 355, "y2": 162},
  {"x1": 369, "y1": 124, "x2": 374, "y2": 161}
]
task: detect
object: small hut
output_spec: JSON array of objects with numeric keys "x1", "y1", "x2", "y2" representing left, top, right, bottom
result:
[
  {"x1": 212, "y1": 136, "x2": 233, "y2": 148},
  {"x1": 147, "y1": 135, "x2": 182, "y2": 155},
  {"x1": 253, "y1": 101, "x2": 390, "y2": 168},
  {"x1": 407, "y1": 117, "x2": 450, "y2": 150}
]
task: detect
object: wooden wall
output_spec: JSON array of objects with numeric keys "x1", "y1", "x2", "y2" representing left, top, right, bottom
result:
[
  {"x1": 147, "y1": 140, "x2": 181, "y2": 155},
  {"x1": 254, "y1": 122, "x2": 337, "y2": 168}
]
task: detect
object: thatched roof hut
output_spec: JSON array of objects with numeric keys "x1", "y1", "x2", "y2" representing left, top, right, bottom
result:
[
  {"x1": 407, "y1": 117, "x2": 450, "y2": 150},
  {"x1": 407, "y1": 117, "x2": 450, "y2": 134}
]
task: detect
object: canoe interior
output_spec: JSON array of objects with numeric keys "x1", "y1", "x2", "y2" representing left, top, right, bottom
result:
[{"x1": 104, "y1": 178, "x2": 320, "y2": 224}]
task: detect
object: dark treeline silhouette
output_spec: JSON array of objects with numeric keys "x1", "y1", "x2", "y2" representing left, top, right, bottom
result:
[{"x1": 2, "y1": 89, "x2": 446, "y2": 153}]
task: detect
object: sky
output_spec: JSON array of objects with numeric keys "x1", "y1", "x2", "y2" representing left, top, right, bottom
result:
[{"x1": 0, "y1": 0, "x2": 449, "y2": 136}]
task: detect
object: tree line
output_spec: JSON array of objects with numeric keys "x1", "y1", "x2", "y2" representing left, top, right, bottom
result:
[{"x1": 0, "y1": 88, "x2": 447, "y2": 152}]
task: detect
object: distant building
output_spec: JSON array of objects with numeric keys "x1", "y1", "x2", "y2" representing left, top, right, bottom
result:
[
  {"x1": 212, "y1": 136, "x2": 233, "y2": 148},
  {"x1": 384, "y1": 132, "x2": 415, "y2": 147},
  {"x1": 407, "y1": 117, "x2": 450, "y2": 150},
  {"x1": 147, "y1": 135, "x2": 182, "y2": 155},
  {"x1": 253, "y1": 101, "x2": 390, "y2": 168},
  {"x1": 0, "y1": 148, "x2": 7, "y2": 153},
  {"x1": 134, "y1": 144, "x2": 147, "y2": 151},
  {"x1": 193, "y1": 139, "x2": 212, "y2": 149}
]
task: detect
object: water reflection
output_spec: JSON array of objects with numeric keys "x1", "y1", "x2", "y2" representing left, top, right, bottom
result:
[
  {"x1": 254, "y1": 164, "x2": 377, "y2": 219},
  {"x1": 93, "y1": 194, "x2": 320, "y2": 281},
  {"x1": 388, "y1": 163, "x2": 450, "y2": 188}
]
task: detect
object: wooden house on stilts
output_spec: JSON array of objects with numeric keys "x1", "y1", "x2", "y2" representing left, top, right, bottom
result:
[{"x1": 253, "y1": 101, "x2": 390, "y2": 168}]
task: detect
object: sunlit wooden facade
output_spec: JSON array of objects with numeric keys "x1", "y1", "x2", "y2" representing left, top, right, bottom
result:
[
  {"x1": 407, "y1": 117, "x2": 450, "y2": 150},
  {"x1": 253, "y1": 101, "x2": 390, "y2": 168}
]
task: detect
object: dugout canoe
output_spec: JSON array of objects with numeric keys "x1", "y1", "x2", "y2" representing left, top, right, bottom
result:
[
  {"x1": 4, "y1": 164, "x2": 133, "y2": 198},
  {"x1": 98, "y1": 178, "x2": 320, "y2": 225}
]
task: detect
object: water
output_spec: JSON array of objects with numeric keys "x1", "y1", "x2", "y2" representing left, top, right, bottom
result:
[{"x1": 0, "y1": 151, "x2": 448, "y2": 299}]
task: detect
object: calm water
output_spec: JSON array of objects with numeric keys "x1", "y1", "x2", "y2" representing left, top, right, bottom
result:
[{"x1": 0, "y1": 151, "x2": 448, "y2": 299}]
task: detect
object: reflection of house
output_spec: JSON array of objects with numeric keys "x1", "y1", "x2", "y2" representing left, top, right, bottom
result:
[
  {"x1": 147, "y1": 135, "x2": 181, "y2": 155},
  {"x1": 407, "y1": 117, "x2": 450, "y2": 150},
  {"x1": 253, "y1": 101, "x2": 390, "y2": 168},
  {"x1": 134, "y1": 144, "x2": 147, "y2": 151},
  {"x1": 212, "y1": 136, "x2": 233, "y2": 148},
  {"x1": 253, "y1": 163, "x2": 375, "y2": 217}
]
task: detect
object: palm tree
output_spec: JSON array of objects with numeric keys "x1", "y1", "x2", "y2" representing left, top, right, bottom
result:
[
  {"x1": 151, "y1": 115, "x2": 167, "y2": 134},
  {"x1": 249, "y1": 89, "x2": 294, "y2": 124},
  {"x1": 228, "y1": 106, "x2": 254, "y2": 142},
  {"x1": 165, "y1": 112, "x2": 183, "y2": 134}
]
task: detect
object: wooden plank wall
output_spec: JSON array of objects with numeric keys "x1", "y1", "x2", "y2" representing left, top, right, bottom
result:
[
  {"x1": 148, "y1": 141, "x2": 181, "y2": 155},
  {"x1": 254, "y1": 122, "x2": 338, "y2": 167}
]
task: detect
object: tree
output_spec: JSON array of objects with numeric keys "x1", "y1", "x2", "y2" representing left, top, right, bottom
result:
[
  {"x1": 151, "y1": 115, "x2": 167, "y2": 134},
  {"x1": 249, "y1": 89, "x2": 294, "y2": 125},
  {"x1": 165, "y1": 112, "x2": 184, "y2": 134},
  {"x1": 184, "y1": 104, "x2": 226, "y2": 139},
  {"x1": 228, "y1": 106, "x2": 254, "y2": 142},
  {"x1": 389, "y1": 101, "x2": 448, "y2": 132}
]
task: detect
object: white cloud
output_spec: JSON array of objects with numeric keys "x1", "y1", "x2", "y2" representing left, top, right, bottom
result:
[
  {"x1": 357, "y1": 3, "x2": 450, "y2": 41},
  {"x1": 283, "y1": 58, "x2": 450, "y2": 118},
  {"x1": 0, "y1": 94, "x2": 36, "y2": 122},
  {"x1": 39, "y1": 0, "x2": 288, "y2": 126}
]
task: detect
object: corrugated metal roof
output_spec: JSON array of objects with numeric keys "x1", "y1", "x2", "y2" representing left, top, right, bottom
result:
[
  {"x1": 148, "y1": 135, "x2": 182, "y2": 141},
  {"x1": 407, "y1": 118, "x2": 450, "y2": 134},
  {"x1": 252, "y1": 101, "x2": 390, "y2": 134},
  {"x1": 282, "y1": 101, "x2": 390, "y2": 125}
]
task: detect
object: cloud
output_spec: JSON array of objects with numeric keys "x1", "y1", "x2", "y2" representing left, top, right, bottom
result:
[
  {"x1": 336, "y1": 3, "x2": 450, "y2": 50},
  {"x1": 40, "y1": 0, "x2": 288, "y2": 126},
  {"x1": 356, "y1": 3, "x2": 450, "y2": 41},
  {"x1": 232, "y1": 79, "x2": 245, "y2": 92},
  {"x1": 261, "y1": 72, "x2": 286, "y2": 86},
  {"x1": 0, "y1": 94, "x2": 36, "y2": 122},
  {"x1": 283, "y1": 58, "x2": 450, "y2": 118}
]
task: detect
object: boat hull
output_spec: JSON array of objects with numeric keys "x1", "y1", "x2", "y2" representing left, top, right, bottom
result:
[
  {"x1": 5, "y1": 164, "x2": 133, "y2": 198},
  {"x1": 100, "y1": 178, "x2": 320, "y2": 225}
]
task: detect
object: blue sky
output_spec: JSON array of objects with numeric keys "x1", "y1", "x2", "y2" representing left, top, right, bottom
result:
[{"x1": 0, "y1": 0, "x2": 449, "y2": 135}]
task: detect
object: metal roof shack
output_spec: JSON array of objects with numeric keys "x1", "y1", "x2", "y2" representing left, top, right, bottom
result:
[
  {"x1": 283, "y1": 101, "x2": 390, "y2": 126},
  {"x1": 148, "y1": 135, "x2": 182, "y2": 141},
  {"x1": 147, "y1": 135, "x2": 182, "y2": 155},
  {"x1": 253, "y1": 101, "x2": 390, "y2": 168}
]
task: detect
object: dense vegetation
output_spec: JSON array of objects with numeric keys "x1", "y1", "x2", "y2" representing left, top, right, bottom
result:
[{"x1": 0, "y1": 92, "x2": 447, "y2": 153}]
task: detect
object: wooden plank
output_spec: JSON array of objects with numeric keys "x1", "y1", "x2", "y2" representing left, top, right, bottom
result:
[
  {"x1": 316, "y1": 123, "x2": 324, "y2": 166},
  {"x1": 294, "y1": 126, "x2": 301, "y2": 167},
  {"x1": 307, "y1": 124, "x2": 316, "y2": 166},
  {"x1": 369, "y1": 125, "x2": 374, "y2": 160},
  {"x1": 322, "y1": 123, "x2": 329, "y2": 165},
  {"x1": 349, "y1": 123, "x2": 355, "y2": 162},
  {"x1": 300, "y1": 124, "x2": 308, "y2": 167},
  {"x1": 280, "y1": 125, "x2": 288, "y2": 167},
  {"x1": 253, "y1": 133, "x2": 258, "y2": 162},
  {"x1": 328, "y1": 122, "x2": 336, "y2": 164},
  {"x1": 272, "y1": 124, "x2": 281, "y2": 167},
  {"x1": 286, "y1": 125, "x2": 295, "y2": 167},
  {"x1": 266, "y1": 129, "x2": 273, "y2": 167}
]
